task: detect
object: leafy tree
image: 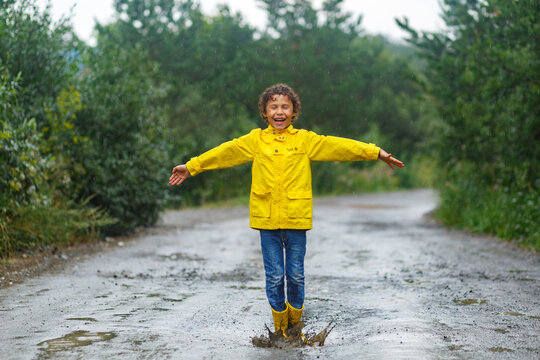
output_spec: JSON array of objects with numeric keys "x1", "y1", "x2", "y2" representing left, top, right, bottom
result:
[
  {"x1": 257, "y1": 0, "x2": 426, "y2": 155},
  {"x1": 0, "y1": 0, "x2": 78, "y2": 123},
  {"x1": 102, "y1": 0, "x2": 262, "y2": 204},
  {"x1": 100, "y1": 0, "x2": 430, "y2": 203},
  {"x1": 398, "y1": 0, "x2": 540, "y2": 247},
  {"x1": 104, "y1": 0, "x2": 260, "y2": 129}
]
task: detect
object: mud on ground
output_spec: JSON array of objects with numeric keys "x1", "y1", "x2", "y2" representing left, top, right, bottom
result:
[
  {"x1": 0, "y1": 206, "x2": 249, "y2": 288},
  {"x1": 1, "y1": 190, "x2": 539, "y2": 359}
]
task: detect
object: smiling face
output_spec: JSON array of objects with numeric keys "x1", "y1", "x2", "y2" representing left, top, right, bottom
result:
[{"x1": 264, "y1": 94, "x2": 296, "y2": 131}]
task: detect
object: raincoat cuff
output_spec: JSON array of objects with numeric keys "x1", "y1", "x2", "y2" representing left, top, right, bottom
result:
[
  {"x1": 367, "y1": 143, "x2": 380, "y2": 161},
  {"x1": 186, "y1": 157, "x2": 202, "y2": 176}
]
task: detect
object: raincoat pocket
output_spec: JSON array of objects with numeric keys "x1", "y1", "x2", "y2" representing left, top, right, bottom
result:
[
  {"x1": 287, "y1": 191, "x2": 312, "y2": 219},
  {"x1": 250, "y1": 189, "x2": 272, "y2": 218}
]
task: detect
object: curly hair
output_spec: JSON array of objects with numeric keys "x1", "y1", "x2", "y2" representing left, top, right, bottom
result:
[{"x1": 258, "y1": 83, "x2": 302, "y2": 123}]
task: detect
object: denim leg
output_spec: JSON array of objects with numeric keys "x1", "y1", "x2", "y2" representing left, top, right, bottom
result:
[
  {"x1": 260, "y1": 230, "x2": 286, "y2": 311},
  {"x1": 284, "y1": 230, "x2": 307, "y2": 309}
]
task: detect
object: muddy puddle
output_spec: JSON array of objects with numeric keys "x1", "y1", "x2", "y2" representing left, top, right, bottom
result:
[
  {"x1": 252, "y1": 321, "x2": 334, "y2": 349},
  {"x1": 453, "y1": 298, "x2": 488, "y2": 305},
  {"x1": 37, "y1": 330, "x2": 116, "y2": 358},
  {"x1": 489, "y1": 347, "x2": 514, "y2": 353}
]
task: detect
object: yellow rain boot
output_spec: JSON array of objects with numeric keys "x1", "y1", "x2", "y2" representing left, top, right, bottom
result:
[
  {"x1": 287, "y1": 302, "x2": 307, "y2": 343},
  {"x1": 287, "y1": 302, "x2": 303, "y2": 324},
  {"x1": 271, "y1": 307, "x2": 288, "y2": 338}
]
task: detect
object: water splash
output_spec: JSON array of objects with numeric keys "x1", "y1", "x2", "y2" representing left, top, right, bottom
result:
[{"x1": 252, "y1": 321, "x2": 335, "y2": 349}]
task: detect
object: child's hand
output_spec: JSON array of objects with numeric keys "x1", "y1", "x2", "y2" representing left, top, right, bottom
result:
[
  {"x1": 169, "y1": 164, "x2": 190, "y2": 186},
  {"x1": 378, "y1": 149, "x2": 404, "y2": 170}
]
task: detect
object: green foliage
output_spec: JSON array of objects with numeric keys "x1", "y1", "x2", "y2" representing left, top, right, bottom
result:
[
  {"x1": 0, "y1": 1, "x2": 116, "y2": 257},
  {"x1": 104, "y1": 0, "x2": 430, "y2": 206},
  {"x1": 313, "y1": 161, "x2": 400, "y2": 195},
  {"x1": 311, "y1": 123, "x2": 434, "y2": 195},
  {"x1": 101, "y1": 1, "x2": 262, "y2": 206},
  {"x1": 1, "y1": 0, "x2": 438, "y2": 257},
  {"x1": 258, "y1": 0, "x2": 427, "y2": 156},
  {"x1": 43, "y1": 86, "x2": 86, "y2": 155},
  {"x1": 0, "y1": 0, "x2": 82, "y2": 203},
  {"x1": 73, "y1": 40, "x2": 169, "y2": 234},
  {"x1": 435, "y1": 166, "x2": 540, "y2": 250},
  {"x1": 398, "y1": 0, "x2": 539, "y2": 248},
  {"x1": 0, "y1": 0, "x2": 77, "y2": 122},
  {"x1": 0, "y1": 67, "x2": 45, "y2": 210},
  {"x1": 394, "y1": 154, "x2": 437, "y2": 189},
  {"x1": 0, "y1": 64, "x2": 115, "y2": 258}
]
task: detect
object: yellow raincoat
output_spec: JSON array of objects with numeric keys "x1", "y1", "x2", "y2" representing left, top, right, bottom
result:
[{"x1": 186, "y1": 125, "x2": 380, "y2": 230}]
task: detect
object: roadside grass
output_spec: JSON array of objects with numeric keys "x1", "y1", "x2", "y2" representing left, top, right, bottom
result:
[
  {"x1": 434, "y1": 185, "x2": 540, "y2": 252},
  {"x1": 0, "y1": 199, "x2": 116, "y2": 258}
]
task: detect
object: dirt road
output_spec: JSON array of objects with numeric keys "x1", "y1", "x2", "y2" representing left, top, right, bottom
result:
[{"x1": 1, "y1": 189, "x2": 538, "y2": 359}]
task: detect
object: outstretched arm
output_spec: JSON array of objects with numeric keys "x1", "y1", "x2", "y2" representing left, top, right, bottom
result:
[
  {"x1": 378, "y1": 149, "x2": 404, "y2": 170},
  {"x1": 170, "y1": 129, "x2": 257, "y2": 182},
  {"x1": 169, "y1": 164, "x2": 190, "y2": 186}
]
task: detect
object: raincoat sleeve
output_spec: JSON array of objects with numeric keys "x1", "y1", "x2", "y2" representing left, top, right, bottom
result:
[
  {"x1": 305, "y1": 131, "x2": 380, "y2": 162},
  {"x1": 186, "y1": 129, "x2": 258, "y2": 176}
]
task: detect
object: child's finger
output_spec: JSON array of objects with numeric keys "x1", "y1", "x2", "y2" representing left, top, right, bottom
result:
[
  {"x1": 172, "y1": 174, "x2": 188, "y2": 186},
  {"x1": 169, "y1": 174, "x2": 182, "y2": 186}
]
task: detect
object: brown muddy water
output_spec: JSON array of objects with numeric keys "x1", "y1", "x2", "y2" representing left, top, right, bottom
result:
[
  {"x1": 0, "y1": 190, "x2": 538, "y2": 359},
  {"x1": 251, "y1": 320, "x2": 334, "y2": 349}
]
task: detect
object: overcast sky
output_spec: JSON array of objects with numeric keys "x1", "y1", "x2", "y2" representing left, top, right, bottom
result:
[{"x1": 36, "y1": 0, "x2": 445, "y2": 45}]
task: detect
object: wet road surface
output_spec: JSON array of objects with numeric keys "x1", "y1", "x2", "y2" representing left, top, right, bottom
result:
[{"x1": 1, "y1": 189, "x2": 539, "y2": 359}]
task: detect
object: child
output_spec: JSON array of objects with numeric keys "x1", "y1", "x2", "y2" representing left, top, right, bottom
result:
[{"x1": 169, "y1": 83, "x2": 404, "y2": 339}]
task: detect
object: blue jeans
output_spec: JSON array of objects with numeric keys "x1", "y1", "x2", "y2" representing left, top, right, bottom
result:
[{"x1": 260, "y1": 229, "x2": 307, "y2": 312}]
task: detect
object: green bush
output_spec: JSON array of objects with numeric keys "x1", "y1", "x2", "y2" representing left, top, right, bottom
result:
[
  {"x1": 0, "y1": 68, "x2": 45, "y2": 211},
  {"x1": 436, "y1": 165, "x2": 540, "y2": 250},
  {"x1": 0, "y1": 1, "x2": 116, "y2": 257},
  {"x1": 0, "y1": 66, "x2": 115, "y2": 257},
  {"x1": 72, "y1": 40, "x2": 169, "y2": 234}
]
